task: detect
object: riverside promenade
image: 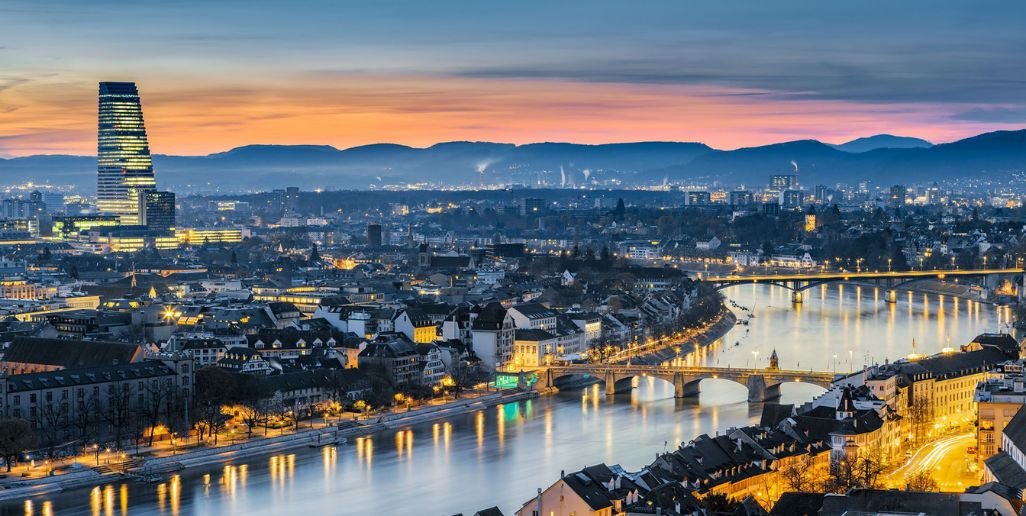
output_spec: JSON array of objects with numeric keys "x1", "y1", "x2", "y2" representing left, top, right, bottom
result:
[{"x1": 0, "y1": 389, "x2": 538, "y2": 502}]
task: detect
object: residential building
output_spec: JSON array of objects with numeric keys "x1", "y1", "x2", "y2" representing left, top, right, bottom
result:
[
  {"x1": 358, "y1": 335, "x2": 420, "y2": 386},
  {"x1": 471, "y1": 302, "x2": 515, "y2": 371}
]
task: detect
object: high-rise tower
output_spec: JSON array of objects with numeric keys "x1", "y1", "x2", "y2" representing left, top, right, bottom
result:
[{"x1": 97, "y1": 82, "x2": 155, "y2": 225}]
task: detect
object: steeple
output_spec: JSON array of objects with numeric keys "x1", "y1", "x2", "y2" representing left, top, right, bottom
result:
[{"x1": 769, "y1": 349, "x2": 779, "y2": 370}]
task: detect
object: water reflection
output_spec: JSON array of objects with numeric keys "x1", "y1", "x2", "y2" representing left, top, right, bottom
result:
[
  {"x1": 706, "y1": 284, "x2": 1002, "y2": 371},
  {"x1": 15, "y1": 283, "x2": 1003, "y2": 516}
]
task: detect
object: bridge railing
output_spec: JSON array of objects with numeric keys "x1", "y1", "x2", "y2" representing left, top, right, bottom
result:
[{"x1": 538, "y1": 364, "x2": 834, "y2": 378}]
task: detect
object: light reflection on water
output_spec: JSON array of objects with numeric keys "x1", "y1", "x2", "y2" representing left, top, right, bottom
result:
[{"x1": 12, "y1": 284, "x2": 1004, "y2": 515}]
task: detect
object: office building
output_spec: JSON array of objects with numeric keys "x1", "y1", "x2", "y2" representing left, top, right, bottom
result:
[
  {"x1": 142, "y1": 190, "x2": 176, "y2": 231},
  {"x1": 96, "y1": 82, "x2": 155, "y2": 225},
  {"x1": 728, "y1": 191, "x2": 755, "y2": 207},
  {"x1": 770, "y1": 174, "x2": 797, "y2": 191},
  {"x1": 684, "y1": 191, "x2": 711, "y2": 206},
  {"x1": 285, "y1": 187, "x2": 300, "y2": 211},
  {"x1": 815, "y1": 184, "x2": 832, "y2": 204},
  {"x1": 367, "y1": 224, "x2": 383, "y2": 247},
  {"x1": 889, "y1": 185, "x2": 908, "y2": 207},
  {"x1": 519, "y1": 198, "x2": 545, "y2": 216},
  {"x1": 781, "y1": 190, "x2": 804, "y2": 209},
  {"x1": 268, "y1": 189, "x2": 286, "y2": 214}
]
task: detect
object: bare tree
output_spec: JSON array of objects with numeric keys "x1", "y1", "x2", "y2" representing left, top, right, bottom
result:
[
  {"x1": 0, "y1": 418, "x2": 38, "y2": 472},
  {"x1": 142, "y1": 379, "x2": 175, "y2": 446},
  {"x1": 824, "y1": 451, "x2": 887, "y2": 493},
  {"x1": 37, "y1": 402, "x2": 69, "y2": 463},
  {"x1": 98, "y1": 381, "x2": 133, "y2": 449},
  {"x1": 778, "y1": 454, "x2": 821, "y2": 492},
  {"x1": 905, "y1": 468, "x2": 939, "y2": 492},
  {"x1": 907, "y1": 390, "x2": 931, "y2": 447},
  {"x1": 70, "y1": 395, "x2": 97, "y2": 441},
  {"x1": 448, "y1": 357, "x2": 481, "y2": 399},
  {"x1": 238, "y1": 398, "x2": 271, "y2": 438}
]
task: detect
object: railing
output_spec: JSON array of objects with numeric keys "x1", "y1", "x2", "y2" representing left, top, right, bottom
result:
[
  {"x1": 538, "y1": 363, "x2": 834, "y2": 378},
  {"x1": 704, "y1": 268, "x2": 1021, "y2": 283}
]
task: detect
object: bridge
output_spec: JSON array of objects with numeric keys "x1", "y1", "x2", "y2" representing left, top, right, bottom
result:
[
  {"x1": 535, "y1": 364, "x2": 836, "y2": 402},
  {"x1": 702, "y1": 268, "x2": 1022, "y2": 303}
]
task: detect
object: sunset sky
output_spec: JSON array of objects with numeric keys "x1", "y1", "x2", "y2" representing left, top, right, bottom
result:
[{"x1": 2, "y1": 1, "x2": 1025, "y2": 156}]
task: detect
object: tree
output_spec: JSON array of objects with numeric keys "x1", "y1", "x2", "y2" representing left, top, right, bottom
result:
[
  {"x1": 701, "y1": 492, "x2": 739, "y2": 513},
  {"x1": 99, "y1": 381, "x2": 134, "y2": 449},
  {"x1": 905, "y1": 468, "x2": 939, "y2": 492},
  {"x1": 70, "y1": 395, "x2": 98, "y2": 441},
  {"x1": 142, "y1": 379, "x2": 175, "y2": 446},
  {"x1": 778, "y1": 454, "x2": 821, "y2": 492},
  {"x1": 194, "y1": 367, "x2": 238, "y2": 444},
  {"x1": 309, "y1": 243, "x2": 320, "y2": 262},
  {"x1": 448, "y1": 357, "x2": 480, "y2": 399},
  {"x1": 824, "y1": 452, "x2": 887, "y2": 493},
  {"x1": 38, "y1": 402, "x2": 69, "y2": 463},
  {"x1": 0, "y1": 418, "x2": 38, "y2": 472},
  {"x1": 238, "y1": 398, "x2": 272, "y2": 438}
]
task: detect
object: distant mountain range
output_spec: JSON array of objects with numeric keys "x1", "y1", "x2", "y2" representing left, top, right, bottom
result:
[
  {"x1": 2, "y1": 130, "x2": 1023, "y2": 193},
  {"x1": 832, "y1": 134, "x2": 933, "y2": 153}
]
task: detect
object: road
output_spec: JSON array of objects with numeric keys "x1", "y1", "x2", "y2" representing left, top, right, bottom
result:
[{"x1": 884, "y1": 433, "x2": 979, "y2": 491}]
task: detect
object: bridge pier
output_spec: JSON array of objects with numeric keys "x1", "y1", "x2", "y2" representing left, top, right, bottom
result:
[
  {"x1": 605, "y1": 370, "x2": 617, "y2": 397},
  {"x1": 791, "y1": 291, "x2": 803, "y2": 304},
  {"x1": 746, "y1": 375, "x2": 767, "y2": 402},
  {"x1": 671, "y1": 373, "x2": 700, "y2": 398},
  {"x1": 886, "y1": 289, "x2": 897, "y2": 303}
]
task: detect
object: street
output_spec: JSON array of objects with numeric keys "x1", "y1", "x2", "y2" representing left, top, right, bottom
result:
[{"x1": 884, "y1": 433, "x2": 979, "y2": 491}]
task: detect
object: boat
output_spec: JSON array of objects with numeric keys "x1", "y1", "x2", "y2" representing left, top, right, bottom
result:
[{"x1": 309, "y1": 435, "x2": 348, "y2": 448}]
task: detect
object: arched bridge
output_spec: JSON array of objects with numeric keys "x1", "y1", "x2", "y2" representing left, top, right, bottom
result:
[
  {"x1": 702, "y1": 268, "x2": 1022, "y2": 303},
  {"x1": 536, "y1": 364, "x2": 835, "y2": 402}
]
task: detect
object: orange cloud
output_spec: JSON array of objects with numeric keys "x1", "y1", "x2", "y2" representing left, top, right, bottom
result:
[{"x1": 0, "y1": 73, "x2": 1018, "y2": 156}]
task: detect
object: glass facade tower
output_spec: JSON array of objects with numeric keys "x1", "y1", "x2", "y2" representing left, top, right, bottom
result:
[{"x1": 97, "y1": 82, "x2": 155, "y2": 225}]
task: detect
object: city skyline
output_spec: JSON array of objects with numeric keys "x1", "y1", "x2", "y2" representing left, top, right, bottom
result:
[{"x1": 2, "y1": 1, "x2": 1026, "y2": 156}]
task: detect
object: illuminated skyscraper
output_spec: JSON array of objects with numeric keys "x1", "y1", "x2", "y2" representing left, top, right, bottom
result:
[
  {"x1": 97, "y1": 82, "x2": 155, "y2": 225},
  {"x1": 141, "y1": 190, "x2": 176, "y2": 231}
]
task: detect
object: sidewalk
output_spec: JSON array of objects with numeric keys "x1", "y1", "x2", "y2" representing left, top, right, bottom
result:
[{"x1": 0, "y1": 388, "x2": 538, "y2": 502}]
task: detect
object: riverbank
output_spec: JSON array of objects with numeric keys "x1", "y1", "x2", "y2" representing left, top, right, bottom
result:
[
  {"x1": 0, "y1": 389, "x2": 538, "y2": 502},
  {"x1": 624, "y1": 307, "x2": 737, "y2": 366}
]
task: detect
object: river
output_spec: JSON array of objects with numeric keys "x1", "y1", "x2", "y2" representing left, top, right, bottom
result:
[{"x1": 7, "y1": 284, "x2": 1009, "y2": 515}]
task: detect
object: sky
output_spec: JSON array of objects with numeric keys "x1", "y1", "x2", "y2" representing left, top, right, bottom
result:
[{"x1": 1, "y1": 0, "x2": 1025, "y2": 156}]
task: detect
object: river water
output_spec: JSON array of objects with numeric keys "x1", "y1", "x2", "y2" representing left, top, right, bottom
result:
[{"x1": 8, "y1": 284, "x2": 1009, "y2": 515}]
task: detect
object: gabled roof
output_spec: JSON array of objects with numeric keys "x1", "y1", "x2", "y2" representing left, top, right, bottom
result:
[
  {"x1": 510, "y1": 302, "x2": 557, "y2": 320},
  {"x1": 562, "y1": 473, "x2": 613, "y2": 511}
]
